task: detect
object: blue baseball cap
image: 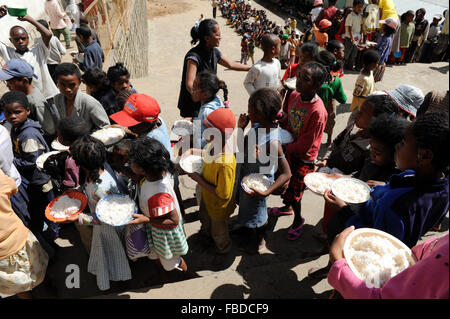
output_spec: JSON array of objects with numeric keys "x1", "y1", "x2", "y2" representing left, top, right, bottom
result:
[{"x1": 0, "y1": 59, "x2": 38, "y2": 81}]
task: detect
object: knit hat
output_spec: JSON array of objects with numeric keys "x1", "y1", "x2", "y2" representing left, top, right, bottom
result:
[
  {"x1": 203, "y1": 108, "x2": 236, "y2": 135},
  {"x1": 386, "y1": 85, "x2": 424, "y2": 117},
  {"x1": 110, "y1": 93, "x2": 160, "y2": 127},
  {"x1": 318, "y1": 19, "x2": 332, "y2": 30},
  {"x1": 0, "y1": 59, "x2": 38, "y2": 81}
]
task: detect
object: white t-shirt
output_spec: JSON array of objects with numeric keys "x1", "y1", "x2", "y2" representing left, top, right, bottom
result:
[
  {"x1": 0, "y1": 125, "x2": 22, "y2": 187},
  {"x1": 138, "y1": 174, "x2": 180, "y2": 219},
  {"x1": 40, "y1": 36, "x2": 66, "y2": 65},
  {"x1": 345, "y1": 12, "x2": 363, "y2": 39},
  {"x1": 0, "y1": 41, "x2": 60, "y2": 99},
  {"x1": 244, "y1": 58, "x2": 281, "y2": 95},
  {"x1": 311, "y1": 7, "x2": 323, "y2": 22}
]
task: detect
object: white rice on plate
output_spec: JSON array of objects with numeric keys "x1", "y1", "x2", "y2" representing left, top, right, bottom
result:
[
  {"x1": 284, "y1": 77, "x2": 297, "y2": 90},
  {"x1": 96, "y1": 195, "x2": 136, "y2": 226},
  {"x1": 180, "y1": 154, "x2": 203, "y2": 174},
  {"x1": 50, "y1": 196, "x2": 81, "y2": 219},
  {"x1": 91, "y1": 127, "x2": 125, "y2": 145},
  {"x1": 242, "y1": 173, "x2": 272, "y2": 193},
  {"x1": 36, "y1": 151, "x2": 60, "y2": 170},
  {"x1": 172, "y1": 120, "x2": 193, "y2": 136},
  {"x1": 347, "y1": 235, "x2": 412, "y2": 288},
  {"x1": 51, "y1": 139, "x2": 70, "y2": 151},
  {"x1": 331, "y1": 178, "x2": 370, "y2": 203},
  {"x1": 304, "y1": 173, "x2": 336, "y2": 195}
]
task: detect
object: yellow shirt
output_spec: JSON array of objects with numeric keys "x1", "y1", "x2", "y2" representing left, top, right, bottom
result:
[
  {"x1": 378, "y1": 0, "x2": 398, "y2": 21},
  {"x1": 350, "y1": 71, "x2": 376, "y2": 111},
  {"x1": 201, "y1": 144, "x2": 236, "y2": 219}
]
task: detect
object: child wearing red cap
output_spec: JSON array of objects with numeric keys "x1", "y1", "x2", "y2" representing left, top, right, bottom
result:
[
  {"x1": 314, "y1": 19, "x2": 332, "y2": 48},
  {"x1": 110, "y1": 94, "x2": 185, "y2": 216},
  {"x1": 186, "y1": 108, "x2": 237, "y2": 266}
]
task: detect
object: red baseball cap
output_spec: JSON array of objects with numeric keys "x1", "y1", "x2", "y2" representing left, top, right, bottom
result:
[
  {"x1": 203, "y1": 108, "x2": 236, "y2": 135},
  {"x1": 318, "y1": 19, "x2": 332, "y2": 30},
  {"x1": 110, "y1": 93, "x2": 160, "y2": 127}
]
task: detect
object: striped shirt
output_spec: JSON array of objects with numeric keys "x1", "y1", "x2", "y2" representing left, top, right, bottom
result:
[{"x1": 139, "y1": 174, "x2": 188, "y2": 260}]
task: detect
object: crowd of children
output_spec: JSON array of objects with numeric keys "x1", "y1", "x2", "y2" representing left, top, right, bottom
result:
[
  {"x1": 0, "y1": 1, "x2": 448, "y2": 300},
  {"x1": 220, "y1": 0, "x2": 449, "y2": 75}
]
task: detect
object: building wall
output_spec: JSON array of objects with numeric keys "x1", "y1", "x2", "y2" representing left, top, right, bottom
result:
[{"x1": 105, "y1": 0, "x2": 149, "y2": 78}]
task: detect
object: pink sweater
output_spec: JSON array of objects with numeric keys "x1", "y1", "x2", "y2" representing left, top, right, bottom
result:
[{"x1": 328, "y1": 233, "x2": 449, "y2": 299}]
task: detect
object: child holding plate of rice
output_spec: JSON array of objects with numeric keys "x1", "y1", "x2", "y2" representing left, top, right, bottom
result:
[
  {"x1": 309, "y1": 112, "x2": 449, "y2": 279},
  {"x1": 236, "y1": 88, "x2": 291, "y2": 254},
  {"x1": 67, "y1": 135, "x2": 132, "y2": 291}
]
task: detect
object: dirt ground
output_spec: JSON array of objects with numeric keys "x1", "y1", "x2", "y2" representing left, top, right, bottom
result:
[{"x1": 147, "y1": 0, "x2": 192, "y2": 19}]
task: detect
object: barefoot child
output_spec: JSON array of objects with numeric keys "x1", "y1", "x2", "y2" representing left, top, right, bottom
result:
[
  {"x1": 271, "y1": 62, "x2": 328, "y2": 240},
  {"x1": 236, "y1": 88, "x2": 291, "y2": 253},
  {"x1": 128, "y1": 137, "x2": 189, "y2": 274}
]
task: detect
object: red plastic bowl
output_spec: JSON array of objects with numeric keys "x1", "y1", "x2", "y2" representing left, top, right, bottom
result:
[{"x1": 45, "y1": 191, "x2": 88, "y2": 223}]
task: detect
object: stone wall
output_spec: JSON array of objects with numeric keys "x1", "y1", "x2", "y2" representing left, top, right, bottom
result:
[{"x1": 105, "y1": 0, "x2": 148, "y2": 78}]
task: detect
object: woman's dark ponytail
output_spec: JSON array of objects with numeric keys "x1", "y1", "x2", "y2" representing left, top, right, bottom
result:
[
  {"x1": 191, "y1": 19, "x2": 218, "y2": 46},
  {"x1": 219, "y1": 80, "x2": 228, "y2": 102}
]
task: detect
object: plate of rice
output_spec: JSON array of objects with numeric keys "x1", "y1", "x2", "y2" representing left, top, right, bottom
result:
[
  {"x1": 51, "y1": 139, "x2": 70, "y2": 151},
  {"x1": 343, "y1": 228, "x2": 416, "y2": 288},
  {"x1": 36, "y1": 151, "x2": 61, "y2": 171},
  {"x1": 179, "y1": 153, "x2": 203, "y2": 174},
  {"x1": 91, "y1": 126, "x2": 126, "y2": 146},
  {"x1": 284, "y1": 77, "x2": 297, "y2": 90},
  {"x1": 304, "y1": 172, "x2": 341, "y2": 195},
  {"x1": 241, "y1": 173, "x2": 272, "y2": 194},
  {"x1": 95, "y1": 194, "x2": 137, "y2": 226},
  {"x1": 279, "y1": 128, "x2": 294, "y2": 145},
  {"x1": 45, "y1": 192, "x2": 87, "y2": 223},
  {"x1": 172, "y1": 120, "x2": 193, "y2": 136},
  {"x1": 331, "y1": 177, "x2": 371, "y2": 204}
]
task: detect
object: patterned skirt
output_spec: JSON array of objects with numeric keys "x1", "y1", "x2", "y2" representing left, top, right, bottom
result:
[
  {"x1": 88, "y1": 224, "x2": 132, "y2": 291},
  {"x1": 0, "y1": 232, "x2": 49, "y2": 298},
  {"x1": 147, "y1": 223, "x2": 189, "y2": 260}
]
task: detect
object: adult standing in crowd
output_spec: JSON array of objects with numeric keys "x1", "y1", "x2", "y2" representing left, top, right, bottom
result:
[
  {"x1": 377, "y1": 0, "x2": 400, "y2": 56},
  {"x1": 45, "y1": 0, "x2": 72, "y2": 49},
  {"x1": 212, "y1": 0, "x2": 219, "y2": 19},
  {"x1": 178, "y1": 19, "x2": 251, "y2": 118}
]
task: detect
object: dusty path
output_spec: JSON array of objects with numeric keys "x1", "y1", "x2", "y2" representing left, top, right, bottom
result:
[{"x1": 31, "y1": 0, "x2": 449, "y2": 299}]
